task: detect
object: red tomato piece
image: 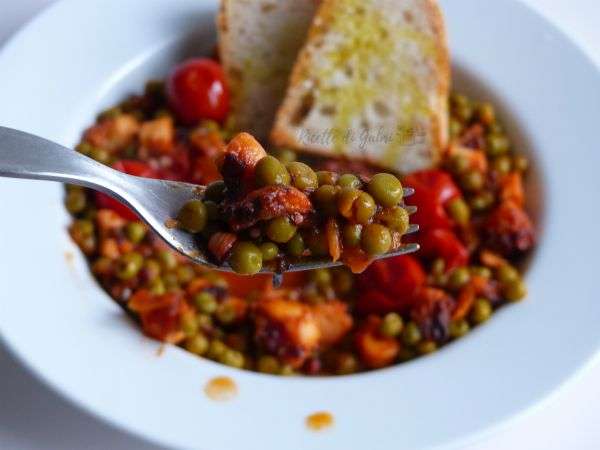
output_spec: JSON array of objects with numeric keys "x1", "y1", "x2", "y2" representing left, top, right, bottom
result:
[
  {"x1": 356, "y1": 255, "x2": 427, "y2": 315},
  {"x1": 94, "y1": 160, "x2": 158, "y2": 220},
  {"x1": 419, "y1": 228, "x2": 469, "y2": 271},
  {"x1": 403, "y1": 169, "x2": 461, "y2": 231},
  {"x1": 166, "y1": 58, "x2": 230, "y2": 124}
]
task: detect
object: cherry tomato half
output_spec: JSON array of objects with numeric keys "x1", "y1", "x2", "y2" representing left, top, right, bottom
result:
[
  {"x1": 166, "y1": 58, "x2": 230, "y2": 124},
  {"x1": 356, "y1": 255, "x2": 427, "y2": 315},
  {"x1": 403, "y1": 169, "x2": 461, "y2": 231},
  {"x1": 419, "y1": 228, "x2": 469, "y2": 272},
  {"x1": 94, "y1": 160, "x2": 158, "y2": 220}
]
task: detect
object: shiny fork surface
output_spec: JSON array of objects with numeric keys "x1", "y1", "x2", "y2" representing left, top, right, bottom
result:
[{"x1": 0, "y1": 126, "x2": 419, "y2": 273}]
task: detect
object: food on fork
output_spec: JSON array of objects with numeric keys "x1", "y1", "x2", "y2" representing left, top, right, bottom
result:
[
  {"x1": 271, "y1": 0, "x2": 450, "y2": 174},
  {"x1": 175, "y1": 132, "x2": 414, "y2": 275}
]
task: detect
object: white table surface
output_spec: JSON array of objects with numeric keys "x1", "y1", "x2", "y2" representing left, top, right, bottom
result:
[{"x1": 1, "y1": 1, "x2": 599, "y2": 449}]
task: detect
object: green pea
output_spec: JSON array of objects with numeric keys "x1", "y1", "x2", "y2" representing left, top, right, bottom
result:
[
  {"x1": 196, "y1": 313, "x2": 213, "y2": 330},
  {"x1": 492, "y1": 155, "x2": 512, "y2": 175},
  {"x1": 379, "y1": 313, "x2": 404, "y2": 337},
  {"x1": 180, "y1": 311, "x2": 199, "y2": 337},
  {"x1": 335, "y1": 353, "x2": 358, "y2": 375},
  {"x1": 255, "y1": 155, "x2": 290, "y2": 187},
  {"x1": 360, "y1": 224, "x2": 392, "y2": 256},
  {"x1": 447, "y1": 197, "x2": 470, "y2": 226},
  {"x1": 117, "y1": 252, "x2": 143, "y2": 280},
  {"x1": 513, "y1": 154, "x2": 529, "y2": 172},
  {"x1": 313, "y1": 185, "x2": 339, "y2": 216},
  {"x1": 185, "y1": 334, "x2": 209, "y2": 355},
  {"x1": 204, "y1": 180, "x2": 226, "y2": 202},
  {"x1": 337, "y1": 173, "x2": 362, "y2": 189},
  {"x1": 228, "y1": 241, "x2": 263, "y2": 275},
  {"x1": 342, "y1": 223, "x2": 362, "y2": 247},
  {"x1": 451, "y1": 93, "x2": 469, "y2": 108},
  {"x1": 417, "y1": 340, "x2": 437, "y2": 355},
  {"x1": 98, "y1": 106, "x2": 121, "y2": 120},
  {"x1": 460, "y1": 170, "x2": 485, "y2": 192},
  {"x1": 470, "y1": 298, "x2": 492, "y2": 324},
  {"x1": 353, "y1": 192, "x2": 377, "y2": 224},
  {"x1": 204, "y1": 200, "x2": 219, "y2": 221},
  {"x1": 456, "y1": 103, "x2": 474, "y2": 123},
  {"x1": 368, "y1": 173, "x2": 404, "y2": 207},
  {"x1": 448, "y1": 153, "x2": 470, "y2": 174},
  {"x1": 486, "y1": 134, "x2": 510, "y2": 156},
  {"x1": 257, "y1": 355, "x2": 281, "y2": 374},
  {"x1": 280, "y1": 365, "x2": 296, "y2": 376},
  {"x1": 149, "y1": 279, "x2": 166, "y2": 295},
  {"x1": 89, "y1": 147, "x2": 110, "y2": 164},
  {"x1": 220, "y1": 349, "x2": 245, "y2": 368},
  {"x1": 447, "y1": 267, "x2": 471, "y2": 291},
  {"x1": 469, "y1": 191, "x2": 495, "y2": 211},
  {"x1": 273, "y1": 148, "x2": 297, "y2": 164},
  {"x1": 431, "y1": 258, "x2": 446, "y2": 276},
  {"x1": 471, "y1": 266, "x2": 492, "y2": 279},
  {"x1": 286, "y1": 233, "x2": 305, "y2": 257},
  {"x1": 402, "y1": 321, "x2": 422, "y2": 346},
  {"x1": 496, "y1": 264, "x2": 520, "y2": 284},
  {"x1": 76, "y1": 142, "x2": 93, "y2": 155},
  {"x1": 208, "y1": 339, "x2": 228, "y2": 359},
  {"x1": 176, "y1": 265, "x2": 195, "y2": 284},
  {"x1": 216, "y1": 302, "x2": 237, "y2": 324},
  {"x1": 286, "y1": 162, "x2": 318, "y2": 191},
  {"x1": 504, "y1": 279, "x2": 527, "y2": 302},
  {"x1": 310, "y1": 269, "x2": 331, "y2": 288},
  {"x1": 332, "y1": 267, "x2": 354, "y2": 294},
  {"x1": 449, "y1": 118, "x2": 463, "y2": 137},
  {"x1": 316, "y1": 171, "x2": 338, "y2": 186},
  {"x1": 144, "y1": 259, "x2": 162, "y2": 280},
  {"x1": 379, "y1": 206, "x2": 410, "y2": 233},
  {"x1": 65, "y1": 189, "x2": 87, "y2": 214},
  {"x1": 449, "y1": 319, "x2": 470, "y2": 338},
  {"x1": 306, "y1": 232, "x2": 329, "y2": 256},
  {"x1": 177, "y1": 200, "x2": 207, "y2": 233},
  {"x1": 162, "y1": 273, "x2": 180, "y2": 290},
  {"x1": 194, "y1": 291, "x2": 218, "y2": 314},
  {"x1": 477, "y1": 102, "x2": 496, "y2": 125},
  {"x1": 158, "y1": 250, "x2": 178, "y2": 271},
  {"x1": 266, "y1": 217, "x2": 297, "y2": 243},
  {"x1": 260, "y1": 242, "x2": 279, "y2": 261},
  {"x1": 125, "y1": 222, "x2": 146, "y2": 244}
]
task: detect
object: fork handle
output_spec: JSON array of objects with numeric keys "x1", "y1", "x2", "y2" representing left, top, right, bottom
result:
[{"x1": 0, "y1": 126, "x2": 130, "y2": 198}]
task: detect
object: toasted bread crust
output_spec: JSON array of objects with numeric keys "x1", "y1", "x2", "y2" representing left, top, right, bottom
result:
[{"x1": 271, "y1": 0, "x2": 450, "y2": 174}]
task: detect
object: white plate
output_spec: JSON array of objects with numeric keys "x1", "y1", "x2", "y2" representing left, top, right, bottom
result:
[{"x1": 1, "y1": 0, "x2": 599, "y2": 449}]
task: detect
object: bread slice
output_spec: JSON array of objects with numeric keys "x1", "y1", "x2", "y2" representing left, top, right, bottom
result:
[
  {"x1": 270, "y1": 0, "x2": 450, "y2": 174},
  {"x1": 217, "y1": 0, "x2": 319, "y2": 142}
]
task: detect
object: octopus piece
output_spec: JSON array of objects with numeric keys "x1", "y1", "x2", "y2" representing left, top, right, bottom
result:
[
  {"x1": 218, "y1": 132, "x2": 267, "y2": 193},
  {"x1": 354, "y1": 316, "x2": 400, "y2": 369},
  {"x1": 482, "y1": 200, "x2": 535, "y2": 256},
  {"x1": 84, "y1": 114, "x2": 140, "y2": 153},
  {"x1": 222, "y1": 185, "x2": 313, "y2": 231},
  {"x1": 139, "y1": 116, "x2": 175, "y2": 154},
  {"x1": 253, "y1": 297, "x2": 320, "y2": 369}
]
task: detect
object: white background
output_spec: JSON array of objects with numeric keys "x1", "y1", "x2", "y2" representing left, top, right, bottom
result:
[{"x1": 0, "y1": 1, "x2": 599, "y2": 449}]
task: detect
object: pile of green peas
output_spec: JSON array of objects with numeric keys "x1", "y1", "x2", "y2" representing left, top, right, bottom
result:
[
  {"x1": 447, "y1": 93, "x2": 529, "y2": 216},
  {"x1": 176, "y1": 153, "x2": 411, "y2": 276}
]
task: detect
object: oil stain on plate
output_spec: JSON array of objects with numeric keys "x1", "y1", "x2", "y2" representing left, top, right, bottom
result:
[
  {"x1": 306, "y1": 411, "x2": 334, "y2": 431},
  {"x1": 204, "y1": 376, "x2": 238, "y2": 401}
]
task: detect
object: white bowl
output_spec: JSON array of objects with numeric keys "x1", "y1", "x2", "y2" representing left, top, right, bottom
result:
[{"x1": 1, "y1": 0, "x2": 599, "y2": 449}]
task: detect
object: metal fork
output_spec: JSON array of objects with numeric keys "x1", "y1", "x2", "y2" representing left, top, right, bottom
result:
[{"x1": 0, "y1": 126, "x2": 419, "y2": 274}]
